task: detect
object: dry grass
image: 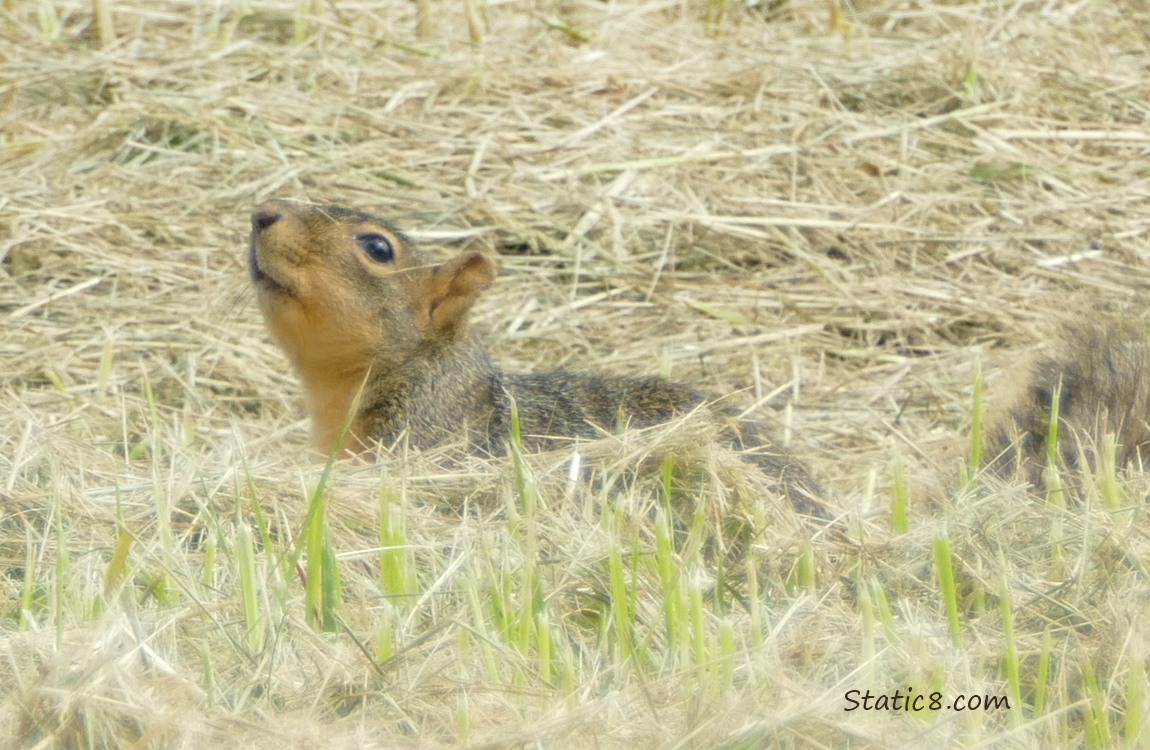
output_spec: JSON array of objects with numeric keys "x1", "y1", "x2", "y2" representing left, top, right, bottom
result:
[{"x1": 3, "y1": 0, "x2": 1150, "y2": 747}]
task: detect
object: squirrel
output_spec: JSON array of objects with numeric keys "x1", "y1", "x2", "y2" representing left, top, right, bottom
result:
[
  {"x1": 247, "y1": 199, "x2": 828, "y2": 517},
  {"x1": 984, "y1": 319, "x2": 1150, "y2": 486}
]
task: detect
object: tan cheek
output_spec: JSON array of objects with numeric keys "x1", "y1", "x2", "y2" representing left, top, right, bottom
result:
[
  {"x1": 300, "y1": 269, "x2": 381, "y2": 365},
  {"x1": 340, "y1": 315, "x2": 383, "y2": 364},
  {"x1": 257, "y1": 274, "x2": 329, "y2": 360},
  {"x1": 262, "y1": 299, "x2": 309, "y2": 360}
]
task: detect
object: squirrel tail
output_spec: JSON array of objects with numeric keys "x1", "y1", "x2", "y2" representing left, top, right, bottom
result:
[{"x1": 984, "y1": 319, "x2": 1150, "y2": 485}]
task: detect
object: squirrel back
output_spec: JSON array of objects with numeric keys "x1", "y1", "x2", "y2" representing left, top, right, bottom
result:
[{"x1": 249, "y1": 199, "x2": 827, "y2": 516}]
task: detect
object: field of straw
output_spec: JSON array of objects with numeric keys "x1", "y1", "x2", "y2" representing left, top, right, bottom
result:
[{"x1": 3, "y1": 0, "x2": 1150, "y2": 747}]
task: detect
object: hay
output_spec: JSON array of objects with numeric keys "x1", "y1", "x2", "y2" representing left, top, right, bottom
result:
[{"x1": 3, "y1": 0, "x2": 1150, "y2": 746}]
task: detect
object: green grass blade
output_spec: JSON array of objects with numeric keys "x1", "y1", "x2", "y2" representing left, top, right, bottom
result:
[
  {"x1": 237, "y1": 523, "x2": 264, "y2": 653},
  {"x1": 933, "y1": 531, "x2": 962, "y2": 647},
  {"x1": 608, "y1": 506, "x2": 633, "y2": 668},
  {"x1": 998, "y1": 568, "x2": 1022, "y2": 727},
  {"x1": 891, "y1": 455, "x2": 909, "y2": 534},
  {"x1": 970, "y1": 361, "x2": 984, "y2": 472}
]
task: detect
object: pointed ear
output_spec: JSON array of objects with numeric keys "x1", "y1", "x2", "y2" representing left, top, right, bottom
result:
[{"x1": 419, "y1": 252, "x2": 499, "y2": 335}]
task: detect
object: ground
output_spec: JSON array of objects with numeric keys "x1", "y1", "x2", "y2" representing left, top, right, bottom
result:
[{"x1": 2, "y1": 0, "x2": 1150, "y2": 747}]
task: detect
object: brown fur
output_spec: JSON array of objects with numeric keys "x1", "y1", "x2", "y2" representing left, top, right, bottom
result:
[
  {"x1": 986, "y1": 320, "x2": 1150, "y2": 485},
  {"x1": 249, "y1": 199, "x2": 828, "y2": 516}
]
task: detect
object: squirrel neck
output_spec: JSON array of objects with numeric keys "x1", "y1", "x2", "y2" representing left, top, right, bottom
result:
[
  {"x1": 308, "y1": 329, "x2": 502, "y2": 454},
  {"x1": 299, "y1": 364, "x2": 373, "y2": 455}
]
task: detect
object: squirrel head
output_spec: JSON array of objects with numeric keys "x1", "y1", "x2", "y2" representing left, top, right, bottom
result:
[{"x1": 249, "y1": 199, "x2": 499, "y2": 383}]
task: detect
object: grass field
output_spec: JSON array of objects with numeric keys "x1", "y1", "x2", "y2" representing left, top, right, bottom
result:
[{"x1": 3, "y1": 0, "x2": 1150, "y2": 747}]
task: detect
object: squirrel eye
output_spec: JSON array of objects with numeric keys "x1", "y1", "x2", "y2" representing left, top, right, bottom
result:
[{"x1": 357, "y1": 233, "x2": 395, "y2": 264}]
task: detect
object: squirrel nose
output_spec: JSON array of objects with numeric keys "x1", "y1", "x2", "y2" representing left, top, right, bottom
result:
[{"x1": 252, "y1": 209, "x2": 282, "y2": 234}]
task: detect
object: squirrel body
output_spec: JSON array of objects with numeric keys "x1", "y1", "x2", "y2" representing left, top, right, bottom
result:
[{"x1": 249, "y1": 199, "x2": 825, "y2": 514}]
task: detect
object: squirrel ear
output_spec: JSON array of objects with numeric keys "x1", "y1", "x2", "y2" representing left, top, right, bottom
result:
[{"x1": 420, "y1": 252, "x2": 499, "y2": 335}]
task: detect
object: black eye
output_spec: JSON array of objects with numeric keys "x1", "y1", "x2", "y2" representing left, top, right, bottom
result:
[{"x1": 357, "y1": 233, "x2": 394, "y2": 263}]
